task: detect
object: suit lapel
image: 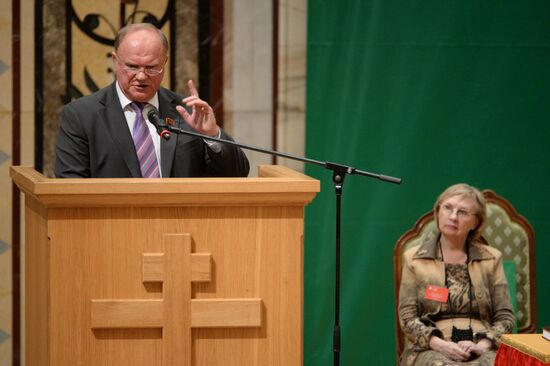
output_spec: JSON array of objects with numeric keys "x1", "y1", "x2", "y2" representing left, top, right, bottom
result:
[
  {"x1": 158, "y1": 88, "x2": 194, "y2": 177},
  {"x1": 99, "y1": 83, "x2": 142, "y2": 177}
]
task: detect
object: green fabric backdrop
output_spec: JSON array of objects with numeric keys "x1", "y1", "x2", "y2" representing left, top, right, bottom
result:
[{"x1": 304, "y1": 1, "x2": 550, "y2": 364}]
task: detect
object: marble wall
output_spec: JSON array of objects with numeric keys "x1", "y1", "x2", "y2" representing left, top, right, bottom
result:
[
  {"x1": 225, "y1": 0, "x2": 274, "y2": 174},
  {"x1": 225, "y1": 0, "x2": 307, "y2": 175},
  {"x1": 276, "y1": 0, "x2": 307, "y2": 172},
  {"x1": 1, "y1": 0, "x2": 36, "y2": 363},
  {"x1": 0, "y1": 2, "x2": 13, "y2": 354}
]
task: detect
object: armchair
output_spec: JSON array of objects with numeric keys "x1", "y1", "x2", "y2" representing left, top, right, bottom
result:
[{"x1": 393, "y1": 189, "x2": 537, "y2": 361}]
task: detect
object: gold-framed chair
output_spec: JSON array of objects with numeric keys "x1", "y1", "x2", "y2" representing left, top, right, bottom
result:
[{"x1": 393, "y1": 189, "x2": 537, "y2": 362}]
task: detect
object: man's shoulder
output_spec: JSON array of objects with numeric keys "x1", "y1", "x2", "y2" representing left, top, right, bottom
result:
[
  {"x1": 158, "y1": 87, "x2": 184, "y2": 105},
  {"x1": 65, "y1": 83, "x2": 116, "y2": 109}
]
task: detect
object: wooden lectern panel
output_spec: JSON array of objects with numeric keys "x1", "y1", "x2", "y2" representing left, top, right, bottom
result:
[{"x1": 12, "y1": 165, "x2": 319, "y2": 366}]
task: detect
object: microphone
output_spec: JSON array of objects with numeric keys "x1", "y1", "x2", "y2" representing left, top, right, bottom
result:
[
  {"x1": 150, "y1": 110, "x2": 402, "y2": 184},
  {"x1": 147, "y1": 108, "x2": 171, "y2": 141}
]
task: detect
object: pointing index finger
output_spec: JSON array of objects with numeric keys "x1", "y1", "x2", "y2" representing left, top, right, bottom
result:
[{"x1": 188, "y1": 79, "x2": 199, "y2": 97}]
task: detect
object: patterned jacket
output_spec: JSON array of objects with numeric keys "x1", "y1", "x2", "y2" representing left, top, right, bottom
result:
[{"x1": 398, "y1": 236, "x2": 515, "y2": 366}]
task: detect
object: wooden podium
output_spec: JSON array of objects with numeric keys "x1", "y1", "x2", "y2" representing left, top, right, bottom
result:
[{"x1": 11, "y1": 165, "x2": 319, "y2": 366}]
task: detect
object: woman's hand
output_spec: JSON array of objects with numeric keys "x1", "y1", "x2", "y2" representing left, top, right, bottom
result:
[
  {"x1": 458, "y1": 338, "x2": 493, "y2": 356},
  {"x1": 429, "y1": 336, "x2": 471, "y2": 362}
]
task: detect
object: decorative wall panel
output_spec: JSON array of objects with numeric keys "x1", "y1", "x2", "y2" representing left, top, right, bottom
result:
[
  {"x1": 0, "y1": 0, "x2": 14, "y2": 362},
  {"x1": 40, "y1": 0, "x2": 197, "y2": 177}
]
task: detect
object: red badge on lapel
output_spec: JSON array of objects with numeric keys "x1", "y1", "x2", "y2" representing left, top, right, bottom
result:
[
  {"x1": 424, "y1": 285, "x2": 449, "y2": 303},
  {"x1": 165, "y1": 117, "x2": 175, "y2": 126}
]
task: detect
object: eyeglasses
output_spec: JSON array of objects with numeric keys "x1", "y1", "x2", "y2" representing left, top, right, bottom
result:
[
  {"x1": 114, "y1": 52, "x2": 167, "y2": 76},
  {"x1": 122, "y1": 64, "x2": 164, "y2": 76},
  {"x1": 440, "y1": 203, "x2": 475, "y2": 218}
]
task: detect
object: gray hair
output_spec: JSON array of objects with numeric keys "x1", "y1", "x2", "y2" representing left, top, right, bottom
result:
[{"x1": 114, "y1": 23, "x2": 168, "y2": 53}]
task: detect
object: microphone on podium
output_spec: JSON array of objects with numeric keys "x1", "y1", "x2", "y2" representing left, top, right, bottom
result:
[{"x1": 147, "y1": 108, "x2": 171, "y2": 141}]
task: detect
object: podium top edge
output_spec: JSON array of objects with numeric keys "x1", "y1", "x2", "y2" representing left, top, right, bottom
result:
[{"x1": 10, "y1": 166, "x2": 320, "y2": 202}]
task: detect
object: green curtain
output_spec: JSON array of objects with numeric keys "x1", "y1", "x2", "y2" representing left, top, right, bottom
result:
[{"x1": 304, "y1": 1, "x2": 550, "y2": 364}]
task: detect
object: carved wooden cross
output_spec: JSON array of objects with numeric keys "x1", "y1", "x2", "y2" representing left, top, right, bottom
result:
[{"x1": 90, "y1": 233, "x2": 262, "y2": 365}]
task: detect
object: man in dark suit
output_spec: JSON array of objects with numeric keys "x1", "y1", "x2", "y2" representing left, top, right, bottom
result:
[{"x1": 55, "y1": 23, "x2": 249, "y2": 178}]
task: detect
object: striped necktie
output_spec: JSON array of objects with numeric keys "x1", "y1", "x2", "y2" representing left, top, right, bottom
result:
[{"x1": 130, "y1": 102, "x2": 160, "y2": 178}]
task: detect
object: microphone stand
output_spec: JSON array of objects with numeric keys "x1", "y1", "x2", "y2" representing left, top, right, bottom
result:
[{"x1": 162, "y1": 123, "x2": 402, "y2": 366}]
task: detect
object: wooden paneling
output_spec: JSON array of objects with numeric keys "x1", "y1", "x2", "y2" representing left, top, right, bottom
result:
[
  {"x1": 12, "y1": 165, "x2": 319, "y2": 366},
  {"x1": 91, "y1": 300, "x2": 164, "y2": 328},
  {"x1": 191, "y1": 299, "x2": 262, "y2": 328}
]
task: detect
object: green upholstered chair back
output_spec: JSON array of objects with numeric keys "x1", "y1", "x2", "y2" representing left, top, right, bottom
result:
[{"x1": 393, "y1": 190, "x2": 537, "y2": 362}]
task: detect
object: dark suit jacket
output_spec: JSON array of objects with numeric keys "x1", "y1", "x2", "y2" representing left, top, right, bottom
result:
[{"x1": 55, "y1": 83, "x2": 249, "y2": 178}]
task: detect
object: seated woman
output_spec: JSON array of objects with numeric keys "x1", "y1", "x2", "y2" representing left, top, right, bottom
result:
[{"x1": 398, "y1": 183, "x2": 515, "y2": 365}]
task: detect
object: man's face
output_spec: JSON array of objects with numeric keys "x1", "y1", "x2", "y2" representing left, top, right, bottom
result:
[{"x1": 112, "y1": 28, "x2": 167, "y2": 103}]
